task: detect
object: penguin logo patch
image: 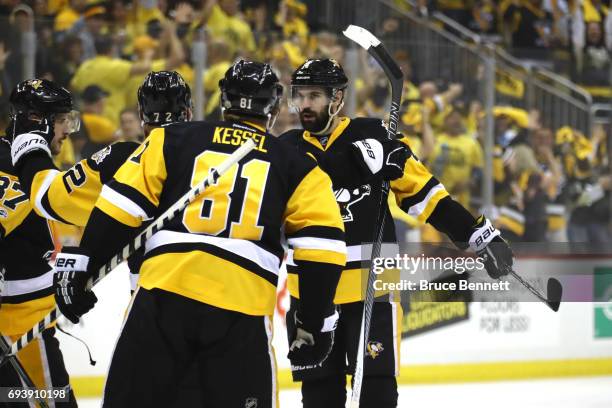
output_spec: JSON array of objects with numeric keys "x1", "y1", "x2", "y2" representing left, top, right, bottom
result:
[
  {"x1": 367, "y1": 341, "x2": 384, "y2": 359},
  {"x1": 91, "y1": 145, "x2": 112, "y2": 165},
  {"x1": 245, "y1": 397, "x2": 258, "y2": 408},
  {"x1": 334, "y1": 185, "x2": 371, "y2": 222}
]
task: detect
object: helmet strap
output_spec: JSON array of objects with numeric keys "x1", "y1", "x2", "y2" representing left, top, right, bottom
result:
[{"x1": 312, "y1": 97, "x2": 344, "y2": 136}]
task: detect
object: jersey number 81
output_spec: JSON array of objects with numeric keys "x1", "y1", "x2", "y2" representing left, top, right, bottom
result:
[{"x1": 183, "y1": 151, "x2": 269, "y2": 240}]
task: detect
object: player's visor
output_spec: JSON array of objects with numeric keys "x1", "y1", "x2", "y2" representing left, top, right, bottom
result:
[{"x1": 55, "y1": 110, "x2": 81, "y2": 134}]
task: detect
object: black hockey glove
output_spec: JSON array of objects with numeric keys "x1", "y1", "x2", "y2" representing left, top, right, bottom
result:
[
  {"x1": 53, "y1": 247, "x2": 98, "y2": 324},
  {"x1": 288, "y1": 309, "x2": 339, "y2": 369},
  {"x1": 351, "y1": 138, "x2": 410, "y2": 181},
  {"x1": 469, "y1": 216, "x2": 514, "y2": 280},
  {"x1": 9, "y1": 112, "x2": 55, "y2": 167}
]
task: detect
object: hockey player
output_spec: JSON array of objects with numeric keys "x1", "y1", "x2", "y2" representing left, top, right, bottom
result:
[
  {"x1": 0, "y1": 79, "x2": 79, "y2": 407},
  {"x1": 13, "y1": 71, "x2": 193, "y2": 290},
  {"x1": 281, "y1": 58, "x2": 514, "y2": 407},
  {"x1": 46, "y1": 60, "x2": 347, "y2": 407}
]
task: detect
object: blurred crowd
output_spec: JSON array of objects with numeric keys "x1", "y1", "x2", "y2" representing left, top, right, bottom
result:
[
  {"x1": 0, "y1": 0, "x2": 609, "y2": 246},
  {"x1": 417, "y1": 0, "x2": 612, "y2": 99}
]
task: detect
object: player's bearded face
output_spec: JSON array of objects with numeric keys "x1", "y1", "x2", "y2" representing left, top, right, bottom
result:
[{"x1": 292, "y1": 87, "x2": 333, "y2": 133}]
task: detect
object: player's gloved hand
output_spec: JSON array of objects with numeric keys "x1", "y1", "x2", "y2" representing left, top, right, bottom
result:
[
  {"x1": 288, "y1": 309, "x2": 339, "y2": 368},
  {"x1": 351, "y1": 138, "x2": 410, "y2": 181},
  {"x1": 9, "y1": 113, "x2": 55, "y2": 167},
  {"x1": 469, "y1": 216, "x2": 513, "y2": 280},
  {"x1": 53, "y1": 247, "x2": 98, "y2": 324}
]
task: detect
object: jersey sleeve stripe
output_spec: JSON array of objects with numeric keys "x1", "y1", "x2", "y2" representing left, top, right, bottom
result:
[
  {"x1": 285, "y1": 225, "x2": 345, "y2": 241},
  {"x1": 33, "y1": 169, "x2": 61, "y2": 222},
  {"x1": 2, "y1": 268, "x2": 53, "y2": 297},
  {"x1": 292, "y1": 248, "x2": 346, "y2": 266},
  {"x1": 40, "y1": 189, "x2": 71, "y2": 225},
  {"x1": 96, "y1": 195, "x2": 143, "y2": 227},
  {"x1": 287, "y1": 236, "x2": 346, "y2": 254},
  {"x1": 286, "y1": 243, "x2": 397, "y2": 266},
  {"x1": 144, "y1": 230, "x2": 282, "y2": 276},
  {"x1": 400, "y1": 183, "x2": 448, "y2": 220},
  {"x1": 100, "y1": 184, "x2": 152, "y2": 221},
  {"x1": 398, "y1": 176, "x2": 439, "y2": 209},
  {"x1": 107, "y1": 181, "x2": 158, "y2": 218}
]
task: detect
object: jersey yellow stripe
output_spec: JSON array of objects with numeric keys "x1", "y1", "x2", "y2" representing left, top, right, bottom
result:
[
  {"x1": 139, "y1": 251, "x2": 277, "y2": 316},
  {"x1": 96, "y1": 195, "x2": 142, "y2": 227},
  {"x1": 417, "y1": 188, "x2": 449, "y2": 222},
  {"x1": 292, "y1": 248, "x2": 346, "y2": 266},
  {"x1": 0, "y1": 295, "x2": 56, "y2": 335}
]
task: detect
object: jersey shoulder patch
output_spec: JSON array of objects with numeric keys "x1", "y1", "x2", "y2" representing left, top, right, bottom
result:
[{"x1": 87, "y1": 141, "x2": 140, "y2": 183}]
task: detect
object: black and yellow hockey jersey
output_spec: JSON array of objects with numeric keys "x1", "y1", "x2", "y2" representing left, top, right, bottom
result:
[
  {"x1": 280, "y1": 117, "x2": 450, "y2": 304},
  {"x1": 87, "y1": 120, "x2": 347, "y2": 316},
  {"x1": 23, "y1": 142, "x2": 139, "y2": 227},
  {"x1": 0, "y1": 138, "x2": 57, "y2": 335}
]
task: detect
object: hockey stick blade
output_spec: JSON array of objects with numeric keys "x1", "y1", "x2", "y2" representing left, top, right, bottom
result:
[
  {"x1": 547, "y1": 277, "x2": 563, "y2": 312},
  {"x1": 509, "y1": 270, "x2": 562, "y2": 312},
  {"x1": 343, "y1": 25, "x2": 381, "y2": 50},
  {"x1": 2, "y1": 139, "x2": 257, "y2": 359}
]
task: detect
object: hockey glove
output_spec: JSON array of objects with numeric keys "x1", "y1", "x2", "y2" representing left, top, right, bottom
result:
[
  {"x1": 53, "y1": 247, "x2": 98, "y2": 324},
  {"x1": 351, "y1": 138, "x2": 410, "y2": 181},
  {"x1": 288, "y1": 309, "x2": 339, "y2": 368},
  {"x1": 469, "y1": 216, "x2": 514, "y2": 280},
  {"x1": 9, "y1": 112, "x2": 55, "y2": 167}
]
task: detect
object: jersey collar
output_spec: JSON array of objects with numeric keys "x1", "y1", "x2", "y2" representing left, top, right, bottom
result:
[
  {"x1": 302, "y1": 117, "x2": 351, "y2": 151},
  {"x1": 241, "y1": 120, "x2": 266, "y2": 132}
]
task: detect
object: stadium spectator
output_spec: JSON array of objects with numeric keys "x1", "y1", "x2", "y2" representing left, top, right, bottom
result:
[
  {"x1": 200, "y1": 0, "x2": 256, "y2": 56},
  {"x1": 469, "y1": 0, "x2": 498, "y2": 35},
  {"x1": 429, "y1": 106, "x2": 484, "y2": 208},
  {"x1": 49, "y1": 34, "x2": 83, "y2": 88},
  {"x1": 54, "y1": 0, "x2": 87, "y2": 33},
  {"x1": 117, "y1": 108, "x2": 144, "y2": 143},
  {"x1": 203, "y1": 39, "x2": 233, "y2": 119},
  {"x1": 60, "y1": 2, "x2": 108, "y2": 61},
  {"x1": 573, "y1": 21, "x2": 610, "y2": 88},
  {"x1": 124, "y1": 20, "x2": 185, "y2": 109},
  {"x1": 70, "y1": 34, "x2": 153, "y2": 126},
  {"x1": 77, "y1": 84, "x2": 117, "y2": 158},
  {"x1": 433, "y1": 0, "x2": 474, "y2": 27},
  {"x1": 275, "y1": 0, "x2": 309, "y2": 47},
  {"x1": 502, "y1": 0, "x2": 555, "y2": 59}
]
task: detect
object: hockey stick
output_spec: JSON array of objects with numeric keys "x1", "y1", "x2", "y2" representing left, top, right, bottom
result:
[
  {"x1": 343, "y1": 24, "x2": 403, "y2": 408},
  {"x1": 0, "y1": 333, "x2": 50, "y2": 408},
  {"x1": 0, "y1": 139, "x2": 256, "y2": 362},
  {"x1": 510, "y1": 270, "x2": 562, "y2": 312}
]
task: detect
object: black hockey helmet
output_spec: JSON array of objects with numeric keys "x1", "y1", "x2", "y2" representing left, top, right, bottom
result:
[
  {"x1": 219, "y1": 60, "x2": 283, "y2": 119},
  {"x1": 137, "y1": 71, "x2": 192, "y2": 126},
  {"x1": 9, "y1": 79, "x2": 73, "y2": 118},
  {"x1": 291, "y1": 58, "x2": 348, "y2": 92}
]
